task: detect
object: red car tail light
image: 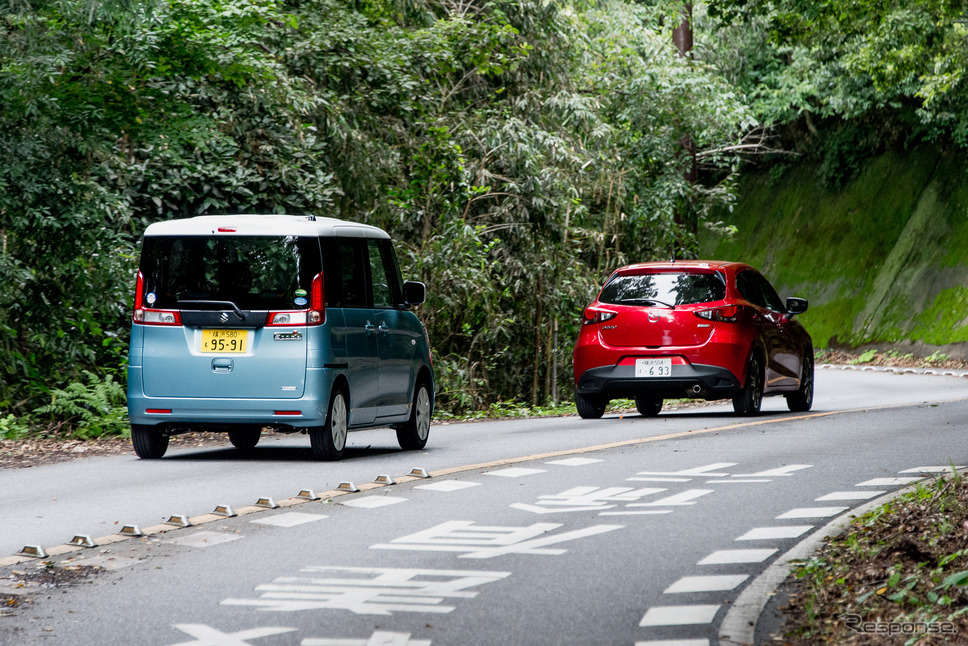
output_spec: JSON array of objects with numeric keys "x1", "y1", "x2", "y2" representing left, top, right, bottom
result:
[
  {"x1": 266, "y1": 272, "x2": 324, "y2": 326},
  {"x1": 582, "y1": 308, "x2": 618, "y2": 326},
  {"x1": 695, "y1": 305, "x2": 740, "y2": 322},
  {"x1": 133, "y1": 271, "x2": 183, "y2": 325}
]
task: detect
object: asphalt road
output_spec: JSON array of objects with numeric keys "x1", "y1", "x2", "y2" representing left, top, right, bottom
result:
[{"x1": 1, "y1": 366, "x2": 967, "y2": 645}]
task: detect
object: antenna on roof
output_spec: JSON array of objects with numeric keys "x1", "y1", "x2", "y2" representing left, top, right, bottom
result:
[{"x1": 306, "y1": 215, "x2": 317, "y2": 221}]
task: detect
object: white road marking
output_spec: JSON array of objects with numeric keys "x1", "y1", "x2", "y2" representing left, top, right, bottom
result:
[
  {"x1": 252, "y1": 513, "x2": 327, "y2": 528},
  {"x1": 698, "y1": 549, "x2": 776, "y2": 565},
  {"x1": 731, "y1": 465, "x2": 812, "y2": 478},
  {"x1": 776, "y1": 507, "x2": 847, "y2": 519},
  {"x1": 705, "y1": 479, "x2": 771, "y2": 484},
  {"x1": 626, "y1": 477, "x2": 692, "y2": 483},
  {"x1": 166, "y1": 531, "x2": 243, "y2": 549},
  {"x1": 511, "y1": 486, "x2": 666, "y2": 514},
  {"x1": 628, "y1": 489, "x2": 714, "y2": 507},
  {"x1": 899, "y1": 466, "x2": 964, "y2": 473},
  {"x1": 169, "y1": 624, "x2": 296, "y2": 645},
  {"x1": 639, "y1": 604, "x2": 720, "y2": 626},
  {"x1": 735, "y1": 526, "x2": 812, "y2": 541},
  {"x1": 663, "y1": 575, "x2": 748, "y2": 594},
  {"x1": 414, "y1": 480, "x2": 481, "y2": 492},
  {"x1": 370, "y1": 520, "x2": 623, "y2": 558},
  {"x1": 598, "y1": 510, "x2": 674, "y2": 516},
  {"x1": 855, "y1": 477, "x2": 924, "y2": 486},
  {"x1": 484, "y1": 467, "x2": 546, "y2": 478},
  {"x1": 339, "y1": 496, "x2": 408, "y2": 509},
  {"x1": 302, "y1": 631, "x2": 431, "y2": 646},
  {"x1": 815, "y1": 490, "x2": 884, "y2": 501},
  {"x1": 630, "y1": 463, "x2": 737, "y2": 480},
  {"x1": 222, "y1": 567, "x2": 509, "y2": 615},
  {"x1": 545, "y1": 457, "x2": 604, "y2": 466}
]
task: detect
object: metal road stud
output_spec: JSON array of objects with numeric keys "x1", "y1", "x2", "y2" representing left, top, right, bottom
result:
[
  {"x1": 296, "y1": 489, "x2": 320, "y2": 501},
  {"x1": 165, "y1": 514, "x2": 192, "y2": 528},
  {"x1": 409, "y1": 468, "x2": 431, "y2": 478},
  {"x1": 337, "y1": 481, "x2": 359, "y2": 492},
  {"x1": 119, "y1": 524, "x2": 143, "y2": 537},
  {"x1": 375, "y1": 474, "x2": 395, "y2": 485},
  {"x1": 16, "y1": 545, "x2": 47, "y2": 559},
  {"x1": 68, "y1": 535, "x2": 96, "y2": 548},
  {"x1": 212, "y1": 505, "x2": 237, "y2": 517},
  {"x1": 255, "y1": 497, "x2": 279, "y2": 509}
]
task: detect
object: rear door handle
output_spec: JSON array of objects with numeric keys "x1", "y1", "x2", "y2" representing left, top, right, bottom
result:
[
  {"x1": 378, "y1": 322, "x2": 389, "y2": 335},
  {"x1": 364, "y1": 321, "x2": 377, "y2": 335}
]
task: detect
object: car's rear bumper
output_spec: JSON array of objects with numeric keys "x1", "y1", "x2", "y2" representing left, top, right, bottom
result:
[
  {"x1": 126, "y1": 365, "x2": 332, "y2": 429},
  {"x1": 575, "y1": 363, "x2": 742, "y2": 400}
]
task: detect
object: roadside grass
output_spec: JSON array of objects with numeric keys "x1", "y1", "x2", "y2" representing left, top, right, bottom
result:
[{"x1": 780, "y1": 470, "x2": 968, "y2": 644}]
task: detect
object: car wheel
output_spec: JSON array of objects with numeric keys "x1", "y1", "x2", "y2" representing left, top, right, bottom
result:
[
  {"x1": 635, "y1": 396, "x2": 662, "y2": 417},
  {"x1": 575, "y1": 389, "x2": 607, "y2": 419},
  {"x1": 732, "y1": 353, "x2": 763, "y2": 416},
  {"x1": 228, "y1": 426, "x2": 261, "y2": 450},
  {"x1": 131, "y1": 424, "x2": 169, "y2": 459},
  {"x1": 786, "y1": 353, "x2": 814, "y2": 412},
  {"x1": 310, "y1": 387, "x2": 348, "y2": 461},
  {"x1": 396, "y1": 381, "x2": 432, "y2": 450}
]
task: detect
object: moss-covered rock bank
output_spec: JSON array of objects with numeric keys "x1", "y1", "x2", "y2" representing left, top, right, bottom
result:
[{"x1": 701, "y1": 146, "x2": 968, "y2": 356}]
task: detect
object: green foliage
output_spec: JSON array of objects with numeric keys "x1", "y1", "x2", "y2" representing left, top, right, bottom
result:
[
  {"x1": 33, "y1": 371, "x2": 129, "y2": 439},
  {"x1": 0, "y1": 414, "x2": 32, "y2": 440}
]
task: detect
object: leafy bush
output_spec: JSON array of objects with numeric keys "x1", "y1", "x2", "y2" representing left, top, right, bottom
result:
[{"x1": 33, "y1": 372, "x2": 129, "y2": 439}]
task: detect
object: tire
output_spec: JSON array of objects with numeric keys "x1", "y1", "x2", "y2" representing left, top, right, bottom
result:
[
  {"x1": 396, "y1": 381, "x2": 432, "y2": 450},
  {"x1": 228, "y1": 426, "x2": 261, "y2": 450},
  {"x1": 575, "y1": 389, "x2": 607, "y2": 419},
  {"x1": 310, "y1": 387, "x2": 348, "y2": 461},
  {"x1": 635, "y1": 396, "x2": 663, "y2": 417},
  {"x1": 732, "y1": 353, "x2": 764, "y2": 416},
  {"x1": 131, "y1": 424, "x2": 169, "y2": 459},
  {"x1": 786, "y1": 352, "x2": 814, "y2": 412}
]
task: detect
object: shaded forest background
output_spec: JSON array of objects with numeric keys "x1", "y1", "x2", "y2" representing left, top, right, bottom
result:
[{"x1": 3, "y1": 0, "x2": 968, "y2": 435}]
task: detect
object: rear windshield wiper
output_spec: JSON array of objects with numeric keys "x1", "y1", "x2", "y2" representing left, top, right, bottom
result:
[
  {"x1": 178, "y1": 299, "x2": 245, "y2": 320},
  {"x1": 619, "y1": 298, "x2": 675, "y2": 309}
]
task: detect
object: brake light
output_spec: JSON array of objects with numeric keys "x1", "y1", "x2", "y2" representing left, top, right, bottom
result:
[
  {"x1": 582, "y1": 308, "x2": 618, "y2": 325},
  {"x1": 132, "y1": 271, "x2": 183, "y2": 325},
  {"x1": 695, "y1": 305, "x2": 740, "y2": 322},
  {"x1": 266, "y1": 272, "x2": 324, "y2": 326}
]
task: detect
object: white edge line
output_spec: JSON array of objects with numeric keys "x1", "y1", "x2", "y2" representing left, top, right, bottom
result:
[{"x1": 718, "y1": 474, "x2": 952, "y2": 646}]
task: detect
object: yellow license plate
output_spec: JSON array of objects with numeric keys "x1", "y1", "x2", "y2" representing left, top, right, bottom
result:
[{"x1": 201, "y1": 329, "x2": 248, "y2": 353}]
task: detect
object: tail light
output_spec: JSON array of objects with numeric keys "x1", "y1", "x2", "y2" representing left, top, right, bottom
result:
[
  {"x1": 695, "y1": 305, "x2": 740, "y2": 322},
  {"x1": 582, "y1": 308, "x2": 618, "y2": 325},
  {"x1": 133, "y1": 271, "x2": 182, "y2": 326},
  {"x1": 267, "y1": 272, "x2": 324, "y2": 327}
]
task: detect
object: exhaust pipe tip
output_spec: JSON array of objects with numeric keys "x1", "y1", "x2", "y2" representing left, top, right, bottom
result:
[{"x1": 691, "y1": 384, "x2": 703, "y2": 394}]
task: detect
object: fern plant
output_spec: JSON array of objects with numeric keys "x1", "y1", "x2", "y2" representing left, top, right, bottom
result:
[{"x1": 33, "y1": 371, "x2": 129, "y2": 439}]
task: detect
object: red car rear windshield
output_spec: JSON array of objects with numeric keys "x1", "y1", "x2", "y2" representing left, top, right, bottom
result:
[{"x1": 599, "y1": 271, "x2": 726, "y2": 306}]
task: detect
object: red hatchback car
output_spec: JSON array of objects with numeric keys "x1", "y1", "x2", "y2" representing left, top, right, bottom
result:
[{"x1": 573, "y1": 261, "x2": 813, "y2": 419}]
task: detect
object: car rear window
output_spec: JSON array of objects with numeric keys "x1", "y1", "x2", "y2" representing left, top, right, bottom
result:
[
  {"x1": 599, "y1": 271, "x2": 726, "y2": 306},
  {"x1": 139, "y1": 235, "x2": 322, "y2": 311}
]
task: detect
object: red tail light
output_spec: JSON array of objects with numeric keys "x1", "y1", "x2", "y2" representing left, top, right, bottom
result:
[
  {"x1": 695, "y1": 305, "x2": 740, "y2": 322},
  {"x1": 266, "y1": 272, "x2": 324, "y2": 327},
  {"x1": 133, "y1": 271, "x2": 182, "y2": 325},
  {"x1": 582, "y1": 308, "x2": 618, "y2": 325}
]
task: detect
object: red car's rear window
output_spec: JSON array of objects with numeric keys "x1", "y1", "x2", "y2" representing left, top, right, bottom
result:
[{"x1": 599, "y1": 271, "x2": 726, "y2": 306}]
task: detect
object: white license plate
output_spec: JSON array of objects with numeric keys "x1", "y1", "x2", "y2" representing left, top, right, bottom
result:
[{"x1": 635, "y1": 358, "x2": 672, "y2": 378}]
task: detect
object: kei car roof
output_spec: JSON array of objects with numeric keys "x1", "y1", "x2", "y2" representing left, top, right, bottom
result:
[{"x1": 143, "y1": 214, "x2": 390, "y2": 239}]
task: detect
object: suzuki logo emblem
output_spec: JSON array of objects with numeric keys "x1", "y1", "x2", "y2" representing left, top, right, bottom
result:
[
  {"x1": 648, "y1": 312, "x2": 660, "y2": 323},
  {"x1": 220, "y1": 312, "x2": 229, "y2": 323}
]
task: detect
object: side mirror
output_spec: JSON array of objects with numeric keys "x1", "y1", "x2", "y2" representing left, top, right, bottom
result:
[
  {"x1": 403, "y1": 281, "x2": 426, "y2": 306},
  {"x1": 785, "y1": 297, "x2": 808, "y2": 316}
]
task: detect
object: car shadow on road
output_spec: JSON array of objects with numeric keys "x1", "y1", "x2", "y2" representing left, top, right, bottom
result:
[{"x1": 162, "y1": 444, "x2": 404, "y2": 462}]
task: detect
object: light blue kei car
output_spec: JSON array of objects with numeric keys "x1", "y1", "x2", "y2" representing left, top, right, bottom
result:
[{"x1": 126, "y1": 214, "x2": 434, "y2": 460}]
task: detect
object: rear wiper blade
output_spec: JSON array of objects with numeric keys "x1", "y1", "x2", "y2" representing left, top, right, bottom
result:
[
  {"x1": 619, "y1": 298, "x2": 675, "y2": 309},
  {"x1": 178, "y1": 299, "x2": 245, "y2": 320}
]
